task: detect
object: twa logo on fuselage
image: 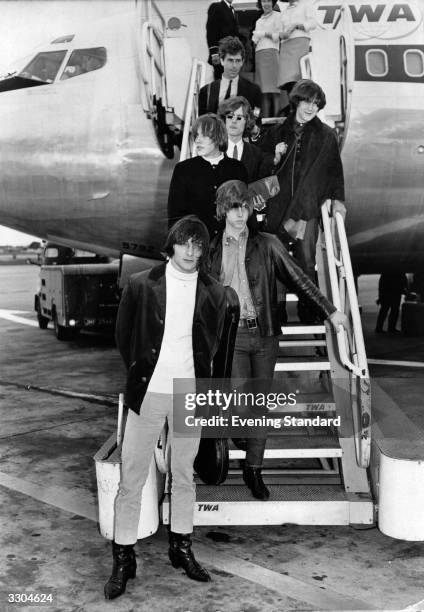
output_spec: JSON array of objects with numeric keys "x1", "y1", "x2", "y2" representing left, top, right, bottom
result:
[
  {"x1": 198, "y1": 503, "x2": 219, "y2": 511},
  {"x1": 315, "y1": 1, "x2": 423, "y2": 40}
]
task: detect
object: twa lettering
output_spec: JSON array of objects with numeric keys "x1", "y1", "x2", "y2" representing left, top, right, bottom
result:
[
  {"x1": 318, "y1": 3, "x2": 416, "y2": 25},
  {"x1": 198, "y1": 503, "x2": 219, "y2": 511}
]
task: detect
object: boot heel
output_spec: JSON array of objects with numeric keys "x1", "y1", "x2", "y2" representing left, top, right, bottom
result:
[
  {"x1": 129, "y1": 567, "x2": 136, "y2": 579},
  {"x1": 169, "y1": 551, "x2": 181, "y2": 569}
]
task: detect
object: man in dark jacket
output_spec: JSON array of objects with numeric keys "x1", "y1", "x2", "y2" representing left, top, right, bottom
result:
[
  {"x1": 206, "y1": 0, "x2": 239, "y2": 79},
  {"x1": 199, "y1": 37, "x2": 262, "y2": 117},
  {"x1": 218, "y1": 95, "x2": 275, "y2": 182},
  {"x1": 104, "y1": 216, "x2": 239, "y2": 600},
  {"x1": 209, "y1": 180, "x2": 347, "y2": 500},
  {"x1": 259, "y1": 79, "x2": 346, "y2": 322},
  {"x1": 375, "y1": 272, "x2": 408, "y2": 333},
  {"x1": 168, "y1": 114, "x2": 247, "y2": 237}
]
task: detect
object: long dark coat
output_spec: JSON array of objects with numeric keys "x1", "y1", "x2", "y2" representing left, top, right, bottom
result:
[
  {"x1": 115, "y1": 263, "x2": 239, "y2": 413},
  {"x1": 259, "y1": 113, "x2": 345, "y2": 233},
  {"x1": 167, "y1": 155, "x2": 247, "y2": 237}
]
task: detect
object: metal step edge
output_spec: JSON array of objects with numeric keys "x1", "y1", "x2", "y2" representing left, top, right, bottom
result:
[
  {"x1": 161, "y1": 491, "x2": 375, "y2": 527},
  {"x1": 217, "y1": 474, "x2": 341, "y2": 485},
  {"x1": 266, "y1": 402, "x2": 336, "y2": 413},
  {"x1": 229, "y1": 448, "x2": 342, "y2": 459},
  {"x1": 275, "y1": 361, "x2": 330, "y2": 371},
  {"x1": 281, "y1": 325, "x2": 326, "y2": 335},
  {"x1": 224, "y1": 470, "x2": 340, "y2": 480},
  {"x1": 279, "y1": 339, "x2": 327, "y2": 347}
]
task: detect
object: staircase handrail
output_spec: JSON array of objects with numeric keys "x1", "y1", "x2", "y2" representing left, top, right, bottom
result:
[
  {"x1": 321, "y1": 201, "x2": 369, "y2": 379},
  {"x1": 321, "y1": 201, "x2": 371, "y2": 468},
  {"x1": 140, "y1": 19, "x2": 167, "y2": 114},
  {"x1": 180, "y1": 58, "x2": 207, "y2": 162}
]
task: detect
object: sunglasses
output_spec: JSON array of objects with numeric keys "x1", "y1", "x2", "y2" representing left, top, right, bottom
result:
[{"x1": 225, "y1": 113, "x2": 246, "y2": 122}]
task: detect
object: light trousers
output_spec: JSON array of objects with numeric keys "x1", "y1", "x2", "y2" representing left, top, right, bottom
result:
[{"x1": 114, "y1": 392, "x2": 201, "y2": 544}]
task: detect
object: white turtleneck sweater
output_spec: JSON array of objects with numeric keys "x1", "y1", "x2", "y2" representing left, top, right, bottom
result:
[{"x1": 148, "y1": 261, "x2": 198, "y2": 394}]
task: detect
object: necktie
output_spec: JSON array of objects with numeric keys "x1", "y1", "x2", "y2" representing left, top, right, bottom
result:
[
  {"x1": 233, "y1": 144, "x2": 238, "y2": 160},
  {"x1": 224, "y1": 79, "x2": 232, "y2": 100}
]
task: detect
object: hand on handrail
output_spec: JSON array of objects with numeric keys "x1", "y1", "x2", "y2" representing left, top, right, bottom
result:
[
  {"x1": 328, "y1": 309, "x2": 349, "y2": 333},
  {"x1": 331, "y1": 199, "x2": 347, "y2": 221}
]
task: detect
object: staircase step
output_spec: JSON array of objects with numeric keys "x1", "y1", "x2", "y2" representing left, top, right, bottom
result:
[
  {"x1": 224, "y1": 471, "x2": 341, "y2": 483},
  {"x1": 269, "y1": 401, "x2": 336, "y2": 413},
  {"x1": 229, "y1": 432, "x2": 341, "y2": 460},
  {"x1": 275, "y1": 359, "x2": 330, "y2": 371},
  {"x1": 229, "y1": 448, "x2": 341, "y2": 459},
  {"x1": 281, "y1": 324, "x2": 326, "y2": 335},
  {"x1": 161, "y1": 486, "x2": 374, "y2": 526},
  {"x1": 279, "y1": 339, "x2": 327, "y2": 348}
]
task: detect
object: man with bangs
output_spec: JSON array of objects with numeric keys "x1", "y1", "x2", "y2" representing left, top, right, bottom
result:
[
  {"x1": 259, "y1": 79, "x2": 346, "y2": 323},
  {"x1": 217, "y1": 95, "x2": 277, "y2": 183},
  {"x1": 209, "y1": 180, "x2": 347, "y2": 500},
  {"x1": 168, "y1": 113, "x2": 247, "y2": 237},
  {"x1": 105, "y1": 216, "x2": 239, "y2": 599}
]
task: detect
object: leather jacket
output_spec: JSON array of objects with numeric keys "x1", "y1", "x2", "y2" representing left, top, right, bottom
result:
[
  {"x1": 209, "y1": 229, "x2": 336, "y2": 337},
  {"x1": 115, "y1": 262, "x2": 239, "y2": 413}
]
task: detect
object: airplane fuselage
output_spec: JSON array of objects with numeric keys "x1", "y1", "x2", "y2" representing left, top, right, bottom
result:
[{"x1": 0, "y1": 1, "x2": 423, "y2": 273}]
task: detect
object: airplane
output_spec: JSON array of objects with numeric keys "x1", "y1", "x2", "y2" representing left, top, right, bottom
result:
[
  {"x1": 1, "y1": 0, "x2": 424, "y2": 541},
  {"x1": 0, "y1": 0, "x2": 422, "y2": 278}
]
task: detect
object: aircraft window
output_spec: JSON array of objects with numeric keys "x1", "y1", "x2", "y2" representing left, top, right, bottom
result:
[
  {"x1": 60, "y1": 47, "x2": 106, "y2": 80},
  {"x1": 45, "y1": 247, "x2": 59, "y2": 259},
  {"x1": 365, "y1": 50, "x2": 388, "y2": 78},
  {"x1": 51, "y1": 35, "x2": 75, "y2": 44},
  {"x1": 404, "y1": 50, "x2": 424, "y2": 78},
  {"x1": 19, "y1": 51, "x2": 67, "y2": 83}
]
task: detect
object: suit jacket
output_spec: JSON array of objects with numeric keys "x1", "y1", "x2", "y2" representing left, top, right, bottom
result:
[
  {"x1": 116, "y1": 263, "x2": 240, "y2": 413},
  {"x1": 209, "y1": 229, "x2": 336, "y2": 337},
  {"x1": 206, "y1": 1, "x2": 239, "y2": 64},
  {"x1": 167, "y1": 155, "x2": 247, "y2": 236},
  {"x1": 240, "y1": 141, "x2": 275, "y2": 183},
  {"x1": 199, "y1": 76, "x2": 262, "y2": 116}
]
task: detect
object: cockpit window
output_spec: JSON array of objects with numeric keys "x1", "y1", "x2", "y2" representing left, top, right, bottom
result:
[
  {"x1": 19, "y1": 51, "x2": 67, "y2": 83},
  {"x1": 60, "y1": 47, "x2": 106, "y2": 80}
]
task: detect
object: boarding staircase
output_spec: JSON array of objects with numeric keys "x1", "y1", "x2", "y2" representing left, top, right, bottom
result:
[
  {"x1": 138, "y1": 0, "x2": 201, "y2": 158},
  {"x1": 162, "y1": 200, "x2": 373, "y2": 527},
  {"x1": 160, "y1": 44, "x2": 374, "y2": 526}
]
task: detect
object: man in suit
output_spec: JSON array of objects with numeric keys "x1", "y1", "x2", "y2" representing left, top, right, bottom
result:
[
  {"x1": 199, "y1": 37, "x2": 262, "y2": 118},
  {"x1": 218, "y1": 95, "x2": 278, "y2": 182},
  {"x1": 206, "y1": 0, "x2": 239, "y2": 79}
]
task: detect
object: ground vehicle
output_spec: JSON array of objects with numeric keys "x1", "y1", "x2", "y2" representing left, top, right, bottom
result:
[{"x1": 34, "y1": 243, "x2": 120, "y2": 340}]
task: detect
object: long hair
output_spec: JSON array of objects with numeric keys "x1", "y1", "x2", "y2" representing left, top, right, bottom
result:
[
  {"x1": 164, "y1": 215, "x2": 210, "y2": 272},
  {"x1": 217, "y1": 96, "x2": 256, "y2": 138},
  {"x1": 192, "y1": 114, "x2": 228, "y2": 153},
  {"x1": 215, "y1": 180, "x2": 253, "y2": 221},
  {"x1": 289, "y1": 79, "x2": 326, "y2": 110}
]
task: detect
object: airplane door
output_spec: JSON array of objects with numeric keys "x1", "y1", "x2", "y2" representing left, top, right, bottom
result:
[
  {"x1": 302, "y1": 3, "x2": 354, "y2": 148},
  {"x1": 337, "y1": 5, "x2": 354, "y2": 149}
]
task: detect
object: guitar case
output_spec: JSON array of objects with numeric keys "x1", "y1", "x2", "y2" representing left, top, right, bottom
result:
[{"x1": 194, "y1": 286, "x2": 240, "y2": 485}]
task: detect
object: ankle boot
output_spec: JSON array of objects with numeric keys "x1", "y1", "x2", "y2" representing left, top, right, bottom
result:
[
  {"x1": 243, "y1": 465, "x2": 270, "y2": 500},
  {"x1": 104, "y1": 541, "x2": 136, "y2": 600},
  {"x1": 168, "y1": 532, "x2": 211, "y2": 582}
]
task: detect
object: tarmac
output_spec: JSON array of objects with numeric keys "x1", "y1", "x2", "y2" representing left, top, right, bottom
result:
[{"x1": 1, "y1": 265, "x2": 424, "y2": 612}]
